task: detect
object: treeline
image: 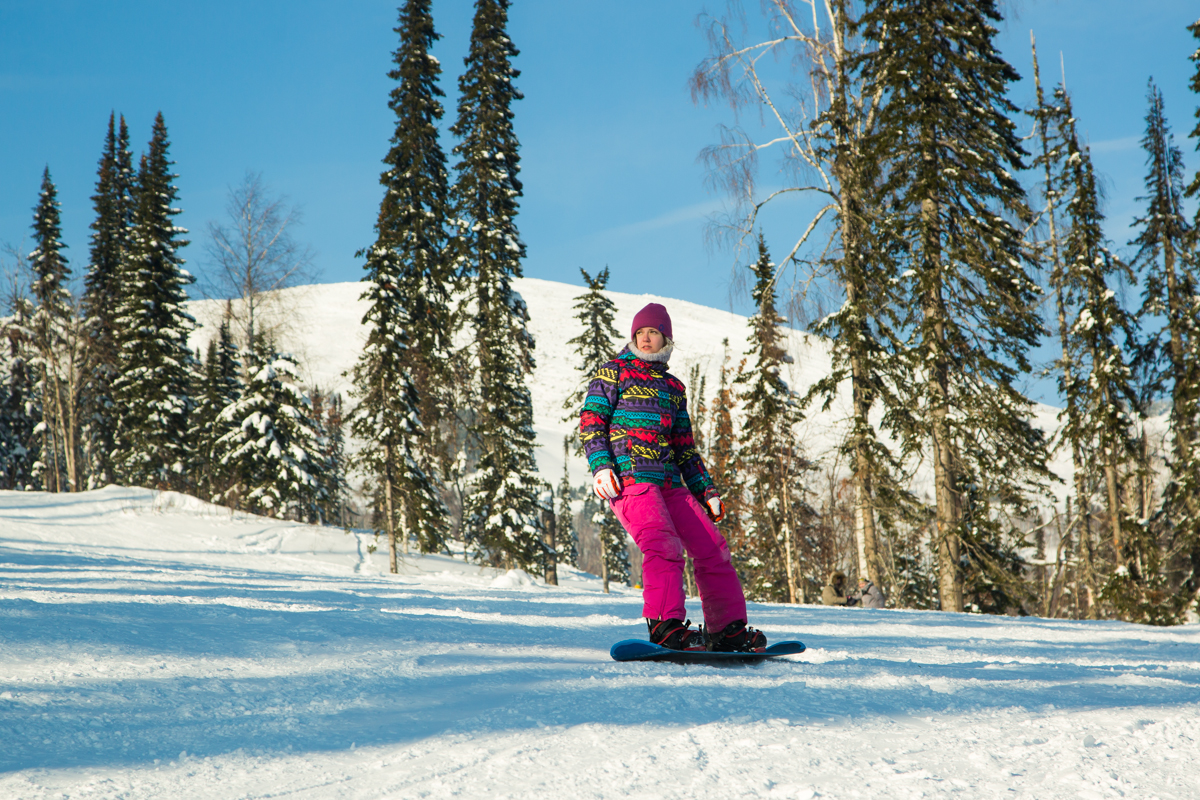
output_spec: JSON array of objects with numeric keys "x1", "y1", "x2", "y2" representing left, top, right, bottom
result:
[
  {"x1": 0, "y1": 112, "x2": 351, "y2": 525},
  {"x1": 688, "y1": 1, "x2": 1200, "y2": 624},
  {"x1": 0, "y1": 0, "x2": 565, "y2": 574}
]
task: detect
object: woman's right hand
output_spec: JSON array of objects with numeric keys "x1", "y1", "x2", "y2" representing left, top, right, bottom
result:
[{"x1": 593, "y1": 469, "x2": 621, "y2": 499}]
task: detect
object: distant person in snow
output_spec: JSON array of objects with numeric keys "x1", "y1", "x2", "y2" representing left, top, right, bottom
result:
[
  {"x1": 579, "y1": 302, "x2": 767, "y2": 653},
  {"x1": 857, "y1": 576, "x2": 886, "y2": 609},
  {"x1": 821, "y1": 571, "x2": 857, "y2": 606}
]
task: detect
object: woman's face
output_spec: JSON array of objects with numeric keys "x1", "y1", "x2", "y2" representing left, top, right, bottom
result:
[{"x1": 635, "y1": 326, "x2": 665, "y2": 354}]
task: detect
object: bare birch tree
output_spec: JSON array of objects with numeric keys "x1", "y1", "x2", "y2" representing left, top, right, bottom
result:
[{"x1": 204, "y1": 171, "x2": 315, "y2": 355}]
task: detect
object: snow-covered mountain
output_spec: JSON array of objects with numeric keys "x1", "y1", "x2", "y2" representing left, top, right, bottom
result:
[
  {"x1": 2, "y1": 486, "x2": 1197, "y2": 797},
  {"x1": 187, "y1": 277, "x2": 1076, "y2": 502}
]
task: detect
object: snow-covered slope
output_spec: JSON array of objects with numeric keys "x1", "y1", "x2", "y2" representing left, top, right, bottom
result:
[
  {"x1": 2, "y1": 488, "x2": 1199, "y2": 798},
  {"x1": 188, "y1": 277, "x2": 1077, "y2": 500}
]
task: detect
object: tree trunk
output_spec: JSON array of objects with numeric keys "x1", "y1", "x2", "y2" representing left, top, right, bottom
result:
[
  {"x1": 40, "y1": 374, "x2": 61, "y2": 493},
  {"x1": 921, "y1": 191, "x2": 962, "y2": 613},
  {"x1": 600, "y1": 529, "x2": 609, "y2": 593},
  {"x1": 543, "y1": 506, "x2": 558, "y2": 586},
  {"x1": 782, "y1": 518, "x2": 797, "y2": 604},
  {"x1": 831, "y1": 3, "x2": 884, "y2": 591},
  {"x1": 383, "y1": 442, "x2": 398, "y2": 575},
  {"x1": 1076, "y1": 478, "x2": 1100, "y2": 619},
  {"x1": 1103, "y1": 460, "x2": 1122, "y2": 564},
  {"x1": 846, "y1": 279, "x2": 882, "y2": 588}
]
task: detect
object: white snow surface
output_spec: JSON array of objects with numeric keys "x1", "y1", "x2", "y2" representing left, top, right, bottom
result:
[{"x1": 3, "y1": 487, "x2": 1199, "y2": 799}]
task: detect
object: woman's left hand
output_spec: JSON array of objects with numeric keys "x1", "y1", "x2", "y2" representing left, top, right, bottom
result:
[{"x1": 706, "y1": 497, "x2": 725, "y2": 523}]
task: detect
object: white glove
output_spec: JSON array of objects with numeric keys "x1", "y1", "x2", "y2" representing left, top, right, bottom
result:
[
  {"x1": 594, "y1": 469, "x2": 621, "y2": 500},
  {"x1": 707, "y1": 497, "x2": 726, "y2": 522}
]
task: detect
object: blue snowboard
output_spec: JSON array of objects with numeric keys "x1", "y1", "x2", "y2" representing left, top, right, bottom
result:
[{"x1": 610, "y1": 639, "x2": 806, "y2": 664}]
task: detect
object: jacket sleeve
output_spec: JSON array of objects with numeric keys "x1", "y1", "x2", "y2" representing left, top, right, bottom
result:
[
  {"x1": 669, "y1": 392, "x2": 719, "y2": 502},
  {"x1": 821, "y1": 585, "x2": 847, "y2": 606},
  {"x1": 580, "y1": 363, "x2": 619, "y2": 476}
]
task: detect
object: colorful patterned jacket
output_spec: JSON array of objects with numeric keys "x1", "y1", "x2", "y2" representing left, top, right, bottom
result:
[{"x1": 579, "y1": 345, "x2": 718, "y2": 501}]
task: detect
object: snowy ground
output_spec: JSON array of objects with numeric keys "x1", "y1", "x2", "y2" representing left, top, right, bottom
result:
[{"x1": 3, "y1": 488, "x2": 1199, "y2": 799}]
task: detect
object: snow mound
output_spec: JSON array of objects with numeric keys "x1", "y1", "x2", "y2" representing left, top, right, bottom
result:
[{"x1": 489, "y1": 567, "x2": 538, "y2": 589}]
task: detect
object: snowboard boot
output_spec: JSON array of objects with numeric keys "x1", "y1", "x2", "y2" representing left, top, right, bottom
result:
[
  {"x1": 704, "y1": 619, "x2": 768, "y2": 653},
  {"x1": 647, "y1": 618, "x2": 706, "y2": 651}
]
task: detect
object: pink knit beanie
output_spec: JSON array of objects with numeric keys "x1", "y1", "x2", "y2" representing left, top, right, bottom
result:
[{"x1": 631, "y1": 303, "x2": 672, "y2": 342}]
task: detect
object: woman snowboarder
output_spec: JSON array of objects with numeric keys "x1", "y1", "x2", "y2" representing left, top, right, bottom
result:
[{"x1": 579, "y1": 302, "x2": 766, "y2": 652}]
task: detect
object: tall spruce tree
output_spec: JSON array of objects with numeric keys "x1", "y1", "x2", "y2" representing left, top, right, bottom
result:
[
  {"x1": 82, "y1": 113, "x2": 134, "y2": 488},
  {"x1": 733, "y1": 235, "x2": 815, "y2": 603},
  {"x1": 1029, "y1": 43, "x2": 1100, "y2": 618},
  {"x1": 311, "y1": 389, "x2": 350, "y2": 527},
  {"x1": 1132, "y1": 81, "x2": 1200, "y2": 621},
  {"x1": 451, "y1": 0, "x2": 542, "y2": 568},
  {"x1": 859, "y1": 0, "x2": 1050, "y2": 612},
  {"x1": 348, "y1": 0, "x2": 451, "y2": 571},
  {"x1": 1, "y1": 260, "x2": 41, "y2": 490},
  {"x1": 381, "y1": 0, "x2": 454, "y2": 490},
  {"x1": 111, "y1": 113, "x2": 196, "y2": 490},
  {"x1": 29, "y1": 168, "x2": 81, "y2": 493},
  {"x1": 563, "y1": 267, "x2": 620, "y2": 432},
  {"x1": 190, "y1": 318, "x2": 242, "y2": 504},
  {"x1": 1045, "y1": 86, "x2": 1151, "y2": 621},
  {"x1": 1181, "y1": 18, "x2": 1200, "y2": 618}
]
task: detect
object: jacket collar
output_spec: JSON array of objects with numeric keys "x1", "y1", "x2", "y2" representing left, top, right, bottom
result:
[{"x1": 618, "y1": 343, "x2": 672, "y2": 370}]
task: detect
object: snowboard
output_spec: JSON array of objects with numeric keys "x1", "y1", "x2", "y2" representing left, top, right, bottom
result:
[{"x1": 610, "y1": 639, "x2": 806, "y2": 664}]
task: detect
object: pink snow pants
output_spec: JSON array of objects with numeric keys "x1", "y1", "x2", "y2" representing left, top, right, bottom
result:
[{"x1": 610, "y1": 483, "x2": 747, "y2": 631}]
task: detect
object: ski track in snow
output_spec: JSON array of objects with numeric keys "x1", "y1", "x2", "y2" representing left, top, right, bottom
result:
[{"x1": 2, "y1": 487, "x2": 1199, "y2": 799}]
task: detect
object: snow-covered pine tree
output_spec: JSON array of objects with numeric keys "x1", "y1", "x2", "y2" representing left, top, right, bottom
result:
[
  {"x1": 1179, "y1": 17, "x2": 1200, "y2": 618},
  {"x1": 111, "y1": 113, "x2": 196, "y2": 491},
  {"x1": 1060, "y1": 93, "x2": 1152, "y2": 622},
  {"x1": 348, "y1": 329, "x2": 444, "y2": 563},
  {"x1": 190, "y1": 317, "x2": 242, "y2": 504},
  {"x1": 82, "y1": 113, "x2": 135, "y2": 489},
  {"x1": 0, "y1": 362, "x2": 12, "y2": 487},
  {"x1": 29, "y1": 167, "x2": 83, "y2": 493},
  {"x1": 311, "y1": 388, "x2": 350, "y2": 527},
  {"x1": 214, "y1": 340, "x2": 323, "y2": 520},
  {"x1": 450, "y1": 0, "x2": 542, "y2": 569},
  {"x1": 382, "y1": 0, "x2": 454, "y2": 489},
  {"x1": 1, "y1": 275, "x2": 40, "y2": 490},
  {"x1": 859, "y1": 0, "x2": 1050, "y2": 612},
  {"x1": 1028, "y1": 44, "x2": 1100, "y2": 619},
  {"x1": 1131, "y1": 81, "x2": 1200, "y2": 622},
  {"x1": 347, "y1": 0, "x2": 451, "y2": 570},
  {"x1": 733, "y1": 235, "x2": 816, "y2": 603},
  {"x1": 563, "y1": 267, "x2": 620, "y2": 437},
  {"x1": 555, "y1": 437, "x2": 579, "y2": 568}
]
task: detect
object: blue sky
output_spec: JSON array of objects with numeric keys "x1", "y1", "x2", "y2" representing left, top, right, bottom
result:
[{"x1": 1, "y1": 0, "x2": 1197, "y2": 400}]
